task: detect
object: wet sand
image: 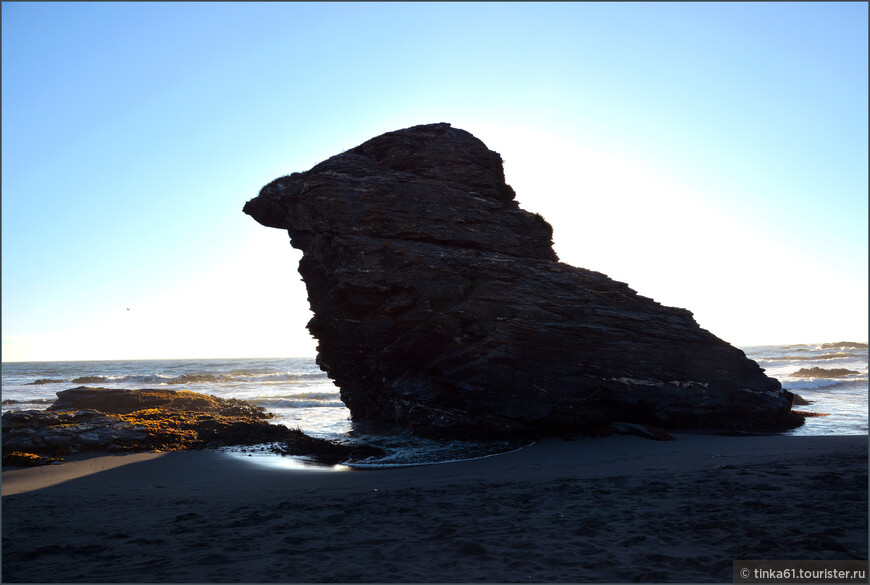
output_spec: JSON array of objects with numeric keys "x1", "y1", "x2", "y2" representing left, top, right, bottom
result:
[{"x1": 2, "y1": 434, "x2": 867, "y2": 582}]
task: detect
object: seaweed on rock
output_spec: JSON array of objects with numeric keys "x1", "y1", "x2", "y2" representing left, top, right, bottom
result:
[{"x1": 2, "y1": 387, "x2": 381, "y2": 466}]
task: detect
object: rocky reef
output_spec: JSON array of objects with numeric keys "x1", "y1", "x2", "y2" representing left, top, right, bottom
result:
[
  {"x1": 2, "y1": 387, "x2": 381, "y2": 466},
  {"x1": 791, "y1": 367, "x2": 860, "y2": 379},
  {"x1": 244, "y1": 122, "x2": 803, "y2": 439}
]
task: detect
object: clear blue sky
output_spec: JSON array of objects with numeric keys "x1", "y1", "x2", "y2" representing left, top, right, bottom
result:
[{"x1": 2, "y1": 2, "x2": 867, "y2": 361}]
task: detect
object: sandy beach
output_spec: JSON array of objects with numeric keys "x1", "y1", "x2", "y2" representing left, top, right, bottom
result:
[{"x1": 2, "y1": 433, "x2": 867, "y2": 583}]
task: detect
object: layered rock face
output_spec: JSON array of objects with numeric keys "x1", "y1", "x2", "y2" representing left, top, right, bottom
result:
[{"x1": 244, "y1": 122, "x2": 802, "y2": 438}]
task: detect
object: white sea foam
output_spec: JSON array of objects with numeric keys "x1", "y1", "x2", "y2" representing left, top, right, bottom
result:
[
  {"x1": 782, "y1": 379, "x2": 856, "y2": 391},
  {"x1": 256, "y1": 399, "x2": 345, "y2": 409},
  {"x1": 346, "y1": 441, "x2": 533, "y2": 469}
]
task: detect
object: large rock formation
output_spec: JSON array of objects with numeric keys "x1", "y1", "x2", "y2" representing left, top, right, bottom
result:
[{"x1": 244, "y1": 122, "x2": 803, "y2": 439}]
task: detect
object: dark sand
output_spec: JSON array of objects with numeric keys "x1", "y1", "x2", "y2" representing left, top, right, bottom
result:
[{"x1": 2, "y1": 434, "x2": 867, "y2": 582}]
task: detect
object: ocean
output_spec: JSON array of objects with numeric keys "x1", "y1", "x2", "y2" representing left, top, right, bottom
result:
[{"x1": 2, "y1": 343, "x2": 866, "y2": 468}]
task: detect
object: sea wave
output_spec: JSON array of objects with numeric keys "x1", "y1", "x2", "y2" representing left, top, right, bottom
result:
[
  {"x1": 255, "y1": 397, "x2": 345, "y2": 409},
  {"x1": 164, "y1": 372, "x2": 327, "y2": 385},
  {"x1": 279, "y1": 392, "x2": 339, "y2": 401},
  {"x1": 31, "y1": 371, "x2": 330, "y2": 387},
  {"x1": 763, "y1": 352, "x2": 858, "y2": 362},
  {"x1": 227, "y1": 368, "x2": 324, "y2": 378},
  {"x1": 161, "y1": 374, "x2": 215, "y2": 384},
  {"x1": 819, "y1": 342, "x2": 868, "y2": 350},
  {"x1": 782, "y1": 379, "x2": 858, "y2": 391},
  {"x1": 68, "y1": 374, "x2": 175, "y2": 384},
  {"x1": 230, "y1": 372, "x2": 327, "y2": 383}
]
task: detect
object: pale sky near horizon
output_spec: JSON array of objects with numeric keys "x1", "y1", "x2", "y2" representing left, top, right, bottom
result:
[{"x1": 2, "y1": 2, "x2": 867, "y2": 362}]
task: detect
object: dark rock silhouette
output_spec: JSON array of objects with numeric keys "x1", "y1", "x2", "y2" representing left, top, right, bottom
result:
[{"x1": 244, "y1": 122, "x2": 803, "y2": 438}]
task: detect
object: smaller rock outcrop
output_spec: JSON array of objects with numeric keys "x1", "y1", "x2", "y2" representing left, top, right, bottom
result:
[
  {"x1": 2, "y1": 387, "x2": 381, "y2": 466},
  {"x1": 47, "y1": 386, "x2": 270, "y2": 418},
  {"x1": 791, "y1": 367, "x2": 860, "y2": 379},
  {"x1": 791, "y1": 393, "x2": 813, "y2": 406}
]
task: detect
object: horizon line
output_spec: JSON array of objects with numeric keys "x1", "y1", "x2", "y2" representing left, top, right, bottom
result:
[{"x1": 3, "y1": 340, "x2": 867, "y2": 365}]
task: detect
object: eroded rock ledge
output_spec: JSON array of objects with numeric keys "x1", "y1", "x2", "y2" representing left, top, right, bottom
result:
[
  {"x1": 2, "y1": 387, "x2": 381, "y2": 466},
  {"x1": 244, "y1": 122, "x2": 803, "y2": 439}
]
